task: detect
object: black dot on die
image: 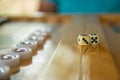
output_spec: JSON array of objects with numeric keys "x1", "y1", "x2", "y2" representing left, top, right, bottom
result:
[
  {"x1": 95, "y1": 41, "x2": 97, "y2": 43},
  {"x1": 91, "y1": 41, "x2": 94, "y2": 43},
  {"x1": 95, "y1": 37, "x2": 97, "y2": 39},
  {"x1": 79, "y1": 39, "x2": 80, "y2": 41},
  {"x1": 86, "y1": 42, "x2": 88, "y2": 44},
  {"x1": 82, "y1": 38, "x2": 85, "y2": 40},
  {"x1": 91, "y1": 37, "x2": 94, "y2": 39},
  {"x1": 84, "y1": 39, "x2": 87, "y2": 41}
]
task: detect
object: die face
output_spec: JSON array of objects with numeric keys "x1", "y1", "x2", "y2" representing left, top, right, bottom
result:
[
  {"x1": 89, "y1": 34, "x2": 99, "y2": 44},
  {"x1": 77, "y1": 35, "x2": 90, "y2": 45}
]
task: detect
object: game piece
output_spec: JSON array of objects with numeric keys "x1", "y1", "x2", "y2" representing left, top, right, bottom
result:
[
  {"x1": 34, "y1": 30, "x2": 51, "y2": 40},
  {"x1": 0, "y1": 53, "x2": 20, "y2": 67},
  {"x1": 77, "y1": 34, "x2": 90, "y2": 45},
  {"x1": 28, "y1": 35, "x2": 44, "y2": 46},
  {"x1": 17, "y1": 40, "x2": 38, "y2": 50},
  {"x1": 0, "y1": 64, "x2": 10, "y2": 80},
  {"x1": 88, "y1": 33, "x2": 99, "y2": 45},
  {"x1": 11, "y1": 47, "x2": 32, "y2": 60},
  {"x1": 31, "y1": 32, "x2": 46, "y2": 39}
]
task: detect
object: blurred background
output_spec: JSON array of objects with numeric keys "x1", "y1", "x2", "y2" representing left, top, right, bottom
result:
[{"x1": 0, "y1": 0, "x2": 120, "y2": 25}]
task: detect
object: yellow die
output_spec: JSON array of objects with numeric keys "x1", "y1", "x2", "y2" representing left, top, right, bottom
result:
[
  {"x1": 77, "y1": 34, "x2": 90, "y2": 45},
  {"x1": 88, "y1": 33, "x2": 99, "y2": 45}
]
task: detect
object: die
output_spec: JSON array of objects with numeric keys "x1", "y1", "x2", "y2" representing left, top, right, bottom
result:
[
  {"x1": 88, "y1": 33, "x2": 99, "y2": 45},
  {"x1": 77, "y1": 34, "x2": 90, "y2": 45}
]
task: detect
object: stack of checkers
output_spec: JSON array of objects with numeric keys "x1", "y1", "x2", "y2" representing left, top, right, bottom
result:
[{"x1": 0, "y1": 29, "x2": 51, "y2": 80}]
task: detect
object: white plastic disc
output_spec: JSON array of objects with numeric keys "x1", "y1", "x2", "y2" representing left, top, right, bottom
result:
[
  {"x1": 0, "y1": 53, "x2": 20, "y2": 67},
  {"x1": 34, "y1": 31, "x2": 48, "y2": 38},
  {"x1": 11, "y1": 47, "x2": 32, "y2": 60},
  {"x1": 28, "y1": 35, "x2": 45, "y2": 45},
  {"x1": 17, "y1": 40, "x2": 38, "y2": 50},
  {"x1": 29, "y1": 33, "x2": 46, "y2": 40},
  {"x1": 0, "y1": 64, "x2": 10, "y2": 80}
]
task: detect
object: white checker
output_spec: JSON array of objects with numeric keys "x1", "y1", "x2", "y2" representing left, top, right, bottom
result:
[
  {"x1": 17, "y1": 40, "x2": 38, "y2": 51},
  {"x1": 0, "y1": 64, "x2": 10, "y2": 80},
  {"x1": 11, "y1": 47, "x2": 32, "y2": 60},
  {"x1": 0, "y1": 53, "x2": 20, "y2": 67}
]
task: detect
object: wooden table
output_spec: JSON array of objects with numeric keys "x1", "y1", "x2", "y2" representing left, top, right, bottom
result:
[{"x1": 0, "y1": 15, "x2": 119, "y2": 80}]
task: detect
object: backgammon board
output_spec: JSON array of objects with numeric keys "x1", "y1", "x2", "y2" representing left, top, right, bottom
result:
[{"x1": 0, "y1": 15, "x2": 119, "y2": 80}]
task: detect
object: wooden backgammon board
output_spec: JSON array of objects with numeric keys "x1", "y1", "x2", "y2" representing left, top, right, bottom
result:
[{"x1": 0, "y1": 15, "x2": 119, "y2": 80}]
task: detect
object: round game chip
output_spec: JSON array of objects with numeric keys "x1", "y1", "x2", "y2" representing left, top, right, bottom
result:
[
  {"x1": 30, "y1": 32, "x2": 47, "y2": 39},
  {"x1": 28, "y1": 35, "x2": 45, "y2": 45},
  {"x1": 0, "y1": 53, "x2": 20, "y2": 67},
  {"x1": 34, "y1": 31, "x2": 50, "y2": 39},
  {"x1": 11, "y1": 47, "x2": 32, "y2": 60},
  {"x1": 0, "y1": 64, "x2": 10, "y2": 80},
  {"x1": 34, "y1": 32, "x2": 41, "y2": 36},
  {"x1": 14, "y1": 48, "x2": 26, "y2": 52},
  {"x1": 37, "y1": 28, "x2": 50, "y2": 33},
  {"x1": 1, "y1": 54, "x2": 14, "y2": 60},
  {"x1": 17, "y1": 40, "x2": 38, "y2": 51}
]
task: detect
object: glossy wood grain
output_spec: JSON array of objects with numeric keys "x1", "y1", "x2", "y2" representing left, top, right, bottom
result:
[
  {"x1": 0, "y1": 15, "x2": 119, "y2": 80},
  {"x1": 102, "y1": 24, "x2": 120, "y2": 77},
  {"x1": 83, "y1": 16, "x2": 119, "y2": 80},
  {"x1": 42, "y1": 16, "x2": 119, "y2": 80}
]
